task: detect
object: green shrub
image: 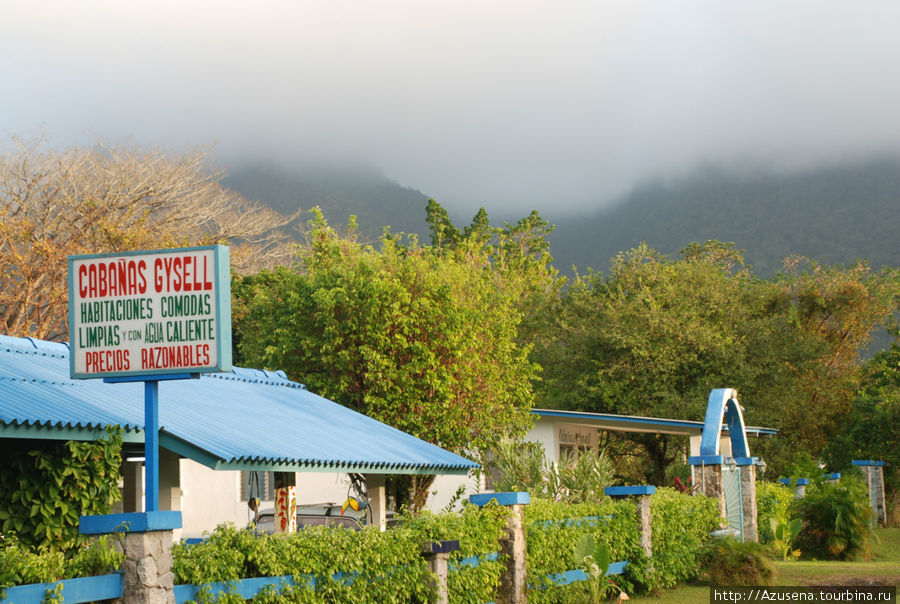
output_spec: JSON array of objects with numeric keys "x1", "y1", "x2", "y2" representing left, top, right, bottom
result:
[
  {"x1": 792, "y1": 477, "x2": 872, "y2": 560},
  {"x1": 0, "y1": 428, "x2": 123, "y2": 552},
  {"x1": 702, "y1": 537, "x2": 776, "y2": 586},
  {"x1": 0, "y1": 535, "x2": 123, "y2": 590},
  {"x1": 401, "y1": 504, "x2": 509, "y2": 604},
  {"x1": 525, "y1": 498, "x2": 647, "y2": 602},
  {"x1": 173, "y1": 505, "x2": 509, "y2": 603},
  {"x1": 487, "y1": 439, "x2": 615, "y2": 504},
  {"x1": 756, "y1": 480, "x2": 794, "y2": 543},
  {"x1": 650, "y1": 487, "x2": 720, "y2": 589}
]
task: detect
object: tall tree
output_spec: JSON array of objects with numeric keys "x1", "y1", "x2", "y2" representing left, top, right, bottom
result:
[
  {"x1": 233, "y1": 208, "x2": 542, "y2": 510},
  {"x1": 0, "y1": 134, "x2": 294, "y2": 341},
  {"x1": 751, "y1": 258, "x2": 899, "y2": 471},
  {"x1": 537, "y1": 241, "x2": 756, "y2": 483},
  {"x1": 824, "y1": 333, "x2": 900, "y2": 522}
]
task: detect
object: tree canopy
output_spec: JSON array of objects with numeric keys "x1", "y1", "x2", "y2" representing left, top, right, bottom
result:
[
  {"x1": 536, "y1": 241, "x2": 899, "y2": 482},
  {"x1": 0, "y1": 134, "x2": 293, "y2": 340},
  {"x1": 233, "y1": 205, "x2": 555, "y2": 508}
]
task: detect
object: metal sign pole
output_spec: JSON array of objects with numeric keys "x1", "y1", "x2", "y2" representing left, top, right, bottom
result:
[
  {"x1": 144, "y1": 380, "x2": 159, "y2": 512},
  {"x1": 105, "y1": 373, "x2": 195, "y2": 513}
]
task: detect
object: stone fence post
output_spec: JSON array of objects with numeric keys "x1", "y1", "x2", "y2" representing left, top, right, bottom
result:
[
  {"x1": 853, "y1": 460, "x2": 888, "y2": 526},
  {"x1": 80, "y1": 511, "x2": 182, "y2": 604},
  {"x1": 421, "y1": 540, "x2": 460, "y2": 604},
  {"x1": 604, "y1": 486, "x2": 655, "y2": 559},
  {"x1": 469, "y1": 492, "x2": 530, "y2": 604}
]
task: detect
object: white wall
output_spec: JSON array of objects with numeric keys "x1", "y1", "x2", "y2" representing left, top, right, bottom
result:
[{"x1": 175, "y1": 460, "x2": 487, "y2": 537}]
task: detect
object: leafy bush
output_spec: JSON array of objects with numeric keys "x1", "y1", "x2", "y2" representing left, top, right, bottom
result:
[
  {"x1": 0, "y1": 535, "x2": 123, "y2": 590},
  {"x1": 174, "y1": 523, "x2": 432, "y2": 602},
  {"x1": 487, "y1": 438, "x2": 615, "y2": 504},
  {"x1": 792, "y1": 477, "x2": 872, "y2": 560},
  {"x1": 401, "y1": 504, "x2": 509, "y2": 604},
  {"x1": 574, "y1": 535, "x2": 622, "y2": 603},
  {"x1": 702, "y1": 537, "x2": 776, "y2": 586},
  {"x1": 173, "y1": 504, "x2": 509, "y2": 603},
  {"x1": 769, "y1": 517, "x2": 802, "y2": 561},
  {"x1": 525, "y1": 498, "x2": 647, "y2": 602},
  {"x1": 649, "y1": 487, "x2": 720, "y2": 589},
  {"x1": 756, "y1": 480, "x2": 795, "y2": 543},
  {"x1": 0, "y1": 428, "x2": 123, "y2": 552}
]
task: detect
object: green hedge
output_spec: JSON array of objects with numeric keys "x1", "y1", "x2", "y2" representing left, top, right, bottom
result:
[
  {"x1": 0, "y1": 536, "x2": 124, "y2": 591},
  {"x1": 172, "y1": 504, "x2": 509, "y2": 603},
  {"x1": 649, "y1": 487, "x2": 719, "y2": 589},
  {"x1": 172, "y1": 490, "x2": 721, "y2": 602},
  {"x1": 403, "y1": 504, "x2": 508, "y2": 604},
  {"x1": 756, "y1": 480, "x2": 794, "y2": 544},
  {"x1": 524, "y1": 498, "x2": 648, "y2": 603}
]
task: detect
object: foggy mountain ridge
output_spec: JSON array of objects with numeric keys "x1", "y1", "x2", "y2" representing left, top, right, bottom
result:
[{"x1": 225, "y1": 158, "x2": 900, "y2": 277}]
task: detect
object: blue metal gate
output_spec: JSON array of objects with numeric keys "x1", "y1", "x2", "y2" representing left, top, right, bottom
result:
[{"x1": 722, "y1": 463, "x2": 744, "y2": 541}]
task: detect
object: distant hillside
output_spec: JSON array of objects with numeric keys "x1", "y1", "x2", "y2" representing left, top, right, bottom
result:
[
  {"x1": 225, "y1": 159, "x2": 900, "y2": 278},
  {"x1": 550, "y1": 160, "x2": 900, "y2": 277},
  {"x1": 223, "y1": 162, "x2": 430, "y2": 243}
]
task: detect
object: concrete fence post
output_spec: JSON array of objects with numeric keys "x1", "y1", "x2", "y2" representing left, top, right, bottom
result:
[
  {"x1": 469, "y1": 492, "x2": 530, "y2": 604},
  {"x1": 80, "y1": 511, "x2": 182, "y2": 604},
  {"x1": 780, "y1": 478, "x2": 809, "y2": 499}
]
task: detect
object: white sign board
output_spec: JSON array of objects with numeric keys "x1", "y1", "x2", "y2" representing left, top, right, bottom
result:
[{"x1": 68, "y1": 245, "x2": 232, "y2": 379}]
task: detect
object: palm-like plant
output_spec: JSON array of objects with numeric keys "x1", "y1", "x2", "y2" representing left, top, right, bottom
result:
[{"x1": 792, "y1": 479, "x2": 872, "y2": 560}]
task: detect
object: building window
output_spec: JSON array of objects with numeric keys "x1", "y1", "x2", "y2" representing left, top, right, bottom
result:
[{"x1": 240, "y1": 471, "x2": 275, "y2": 502}]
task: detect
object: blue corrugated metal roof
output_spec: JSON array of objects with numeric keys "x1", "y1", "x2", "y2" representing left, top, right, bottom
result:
[{"x1": 0, "y1": 335, "x2": 477, "y2": 474}]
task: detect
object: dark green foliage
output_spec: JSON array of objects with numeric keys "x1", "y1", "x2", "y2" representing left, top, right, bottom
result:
[
  {"x1": 792, "y1": 478, "x2": 873, "y2": 560},
  {"x1": 536, "y1": 241, "x2": 761, "y2": 483},
  {"x1": 756, "y1": 481, "x2": 795, "y2": 544},
  {"x1": 649, "y1": 487, "x2": 720, "y2": 589},
  {"x1": 0, "y1": 428, "x2": 123, "y2": 551},
  {"x1": 824, "y1": 335, "x2": 900, "y2": 517},
  {"x1": 702, "y1": 537, "x2": 776, "y2": 586}
]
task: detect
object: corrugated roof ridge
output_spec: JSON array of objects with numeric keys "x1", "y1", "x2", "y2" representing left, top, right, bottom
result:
[
  {"x1": 2, "y1": 417, "x2": 142, "y2": 432},
  {"x1": 0, "y1": 335, "x2": 70, "y2": 358},
  {"x1": 209, "y1": 367, "x2": 306, "y2": 389},
  {"x1": 0, "y1": 375, "x2": 75, "y2": 386},
  {"x1": 226, "y1": 453, "x2": 471, "y2": 471}
]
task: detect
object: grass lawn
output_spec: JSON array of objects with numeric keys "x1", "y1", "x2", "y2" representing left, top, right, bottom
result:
[{"x1": 632, "y1": 528, "x2": 899, "y2": 603}]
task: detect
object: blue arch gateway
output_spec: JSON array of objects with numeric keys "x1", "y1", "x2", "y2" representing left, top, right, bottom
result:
[
  {"x1": 689, "y1": 388, "x2": 761, "y2": 542},
  {"x1": 689, "y1": 388, "x2": 757, "y2": 465}
]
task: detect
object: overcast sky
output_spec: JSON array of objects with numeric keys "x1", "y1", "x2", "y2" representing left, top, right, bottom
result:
[{"x1": 3, "y1": 1, "x2": 900, "y2": 215}]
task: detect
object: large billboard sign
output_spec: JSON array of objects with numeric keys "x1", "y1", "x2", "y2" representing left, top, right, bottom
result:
[{"x1": 68, "y1": 245, "x2": 232, "y2": 379}]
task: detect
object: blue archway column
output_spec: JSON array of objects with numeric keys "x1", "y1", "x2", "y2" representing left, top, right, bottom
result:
[{"x1": 689, "y1": 388, "x2": 761, "y2": 542}]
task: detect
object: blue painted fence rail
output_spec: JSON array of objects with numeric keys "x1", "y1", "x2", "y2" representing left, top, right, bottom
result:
[
  {"x1": 171, "y1": 556, "x2": 628, "y2": 603},
  {"x1": 174, "y1": 575, "x2": 309, "y2": 603},
  {"x1": 0, "y1": 573, "x2": 122, "y2": 604}
]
